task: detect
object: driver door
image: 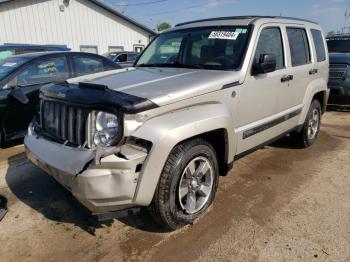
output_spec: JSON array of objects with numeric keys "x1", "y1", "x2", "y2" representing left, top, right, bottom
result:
[
  {"x1": 236, "y1": 25, "x2": 291, "y2": 155},
  {"x1": 2, "y1": 55, "x2": 70, "y2": 140}
]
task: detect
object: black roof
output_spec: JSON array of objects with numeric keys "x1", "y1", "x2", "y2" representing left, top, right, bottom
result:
[
  {"x1": 12, "y1": 51, "x2": 104, "y2": 59},
  {"x1": 176, "y1": 16, "x2": 317, "y2": 27},
  {"x1": 0, "y1": 44, "x2": 70, "y2": 51}
]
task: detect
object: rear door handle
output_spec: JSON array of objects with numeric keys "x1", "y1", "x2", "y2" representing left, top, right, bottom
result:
[
  {"x1": 281, "y1": 75, "x2": 293, "y2": 82},
  {"x1": 309, "y1": 69, "x2": 318, "y2": 75}
]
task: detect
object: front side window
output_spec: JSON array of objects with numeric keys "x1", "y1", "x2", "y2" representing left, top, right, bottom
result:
[
  {"x1": 254, "y1": 27, "x2": 284, "y2": 70},
  {"x1": 16, "y1": 56, "x2": 69, "y2": 86},
  {"x1": 72, "y1": 55, "x2": 105, "y2": 76},
  {"x1": 136, "y1": 26, "x2": 251, "y2": 71},
  {"x1": 311, "y1": 29, "x2": 326, "y2": 62},
  {"x1": 287, "y1": 28, "x2": 311, "y2": 66}
]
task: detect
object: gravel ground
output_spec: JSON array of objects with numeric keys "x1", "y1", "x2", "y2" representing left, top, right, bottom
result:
[{"x1": 0, "y1": 111, "x2": 349, "y2": 262}]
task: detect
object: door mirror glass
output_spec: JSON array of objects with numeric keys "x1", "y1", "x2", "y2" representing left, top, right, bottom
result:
[{"x1": 253, "y1": 54, "x2": 276, "y2": 75}]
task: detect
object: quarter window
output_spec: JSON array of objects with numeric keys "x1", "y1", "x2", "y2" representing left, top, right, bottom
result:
[
  {"x1": 311, "y1": 29, "x2": 326, "y2": 62},
  {"x1": 254, "y1": 27, "x2": 284, "y2": 70},
  {"x1": 16, "y1": 56, "x2": 69, "y2": 85},
  {"x1": 287, "y1": 28, "x2": 311, "y2": 66}
]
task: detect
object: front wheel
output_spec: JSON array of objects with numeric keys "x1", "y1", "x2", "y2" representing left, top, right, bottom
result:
[
  {"x1": 149, "y1": 138, "x2": 219, "y2": 230},
  {"x1": 291, "y1": 100, "x2": 321, "y2": 148}
]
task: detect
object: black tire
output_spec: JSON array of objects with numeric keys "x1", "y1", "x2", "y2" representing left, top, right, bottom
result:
[
  {"x1": 291, "y1": 100, "x2": 322, "y2": 148},
  {"x1": 149, "y1": 138, "x2": 219, "y2": 230}
]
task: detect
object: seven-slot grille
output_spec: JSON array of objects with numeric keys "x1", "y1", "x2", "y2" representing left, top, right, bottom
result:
[
  {"x1": 41, "y1": 100, "x2": 89, "y2": 146},
  {"x1": 329, "y1": 63, "x2": 349, "y2": 79}
]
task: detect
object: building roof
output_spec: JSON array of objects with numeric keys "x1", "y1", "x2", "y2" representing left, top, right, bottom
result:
[
  {"x1": 89, "y1": 0, "x2": 155, "y2": 35},
  {"x1": 0, "y1": 0, "x2": 156, "y2": 35}
]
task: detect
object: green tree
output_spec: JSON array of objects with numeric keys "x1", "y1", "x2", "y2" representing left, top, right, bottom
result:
[
  {"x1": 157, "y1": 22, "x2": 171, "y2": 32},
  {"x1": 327, "y1": 31, "x2": 335, "y2": 37}
]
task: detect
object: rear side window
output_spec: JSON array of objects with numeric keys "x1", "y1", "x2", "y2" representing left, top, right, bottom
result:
[
  {"x1": 287, "y1": 28, "x2": 311, "y2": 66},
  {"x1": 254, "y1": 27, "x2": 285, "y2": 70},
  {"x1": 72, "y1": 55, "x2": 106, "y2": 76},
  {"x1": 311, "y1": 29, "x2": 326, "y2": 62}
]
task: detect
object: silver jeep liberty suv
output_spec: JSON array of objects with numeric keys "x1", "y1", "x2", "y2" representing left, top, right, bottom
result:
[{"x1": 25, "y1": 16, "x2": 329, "y2": 230}]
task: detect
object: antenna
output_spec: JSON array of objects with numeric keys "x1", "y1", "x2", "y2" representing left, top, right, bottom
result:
[{"x1": 343, "y1": 8, "x2": 350, "y2": 33}]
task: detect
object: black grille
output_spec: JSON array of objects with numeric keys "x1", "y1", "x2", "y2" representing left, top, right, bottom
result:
[
  {"x1": 41, "y1": 100, "x2": 89, "y2": 146},
  {"x1": 329, "y1": 63, "x2": 348, "y2": 79}
]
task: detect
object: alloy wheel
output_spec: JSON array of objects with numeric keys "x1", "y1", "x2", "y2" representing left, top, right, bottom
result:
[{"x1": 178, "y1": 156, "x2": 214, "y2": 214}]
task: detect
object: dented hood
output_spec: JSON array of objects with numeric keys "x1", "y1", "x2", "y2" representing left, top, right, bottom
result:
[{"x1": 66, "y1": 67, "x2": 241, "y2": 106}]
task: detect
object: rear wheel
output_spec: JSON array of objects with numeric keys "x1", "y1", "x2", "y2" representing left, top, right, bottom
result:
[
  {"x1": 149, "y1": 138, "x2": 219, "y2": 230},
  {"x1": 291, "y1": 100, "x2": 321, "y2": 148}
]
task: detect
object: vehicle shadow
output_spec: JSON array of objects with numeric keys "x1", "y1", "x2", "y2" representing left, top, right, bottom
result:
[
  {"x1": 5, "y1": 154, "x2": 167, "y2": 235},
  {"x1": 268, "y1": 134, "x2": 302, "y2": 149}
]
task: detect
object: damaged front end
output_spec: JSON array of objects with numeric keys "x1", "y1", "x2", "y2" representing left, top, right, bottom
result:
[{"x1": 24, "y1": 82, "x2": 154, "y2": 216}]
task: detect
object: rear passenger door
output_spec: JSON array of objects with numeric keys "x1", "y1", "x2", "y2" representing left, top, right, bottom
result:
[
  {"x1": 71, "y1": 54, "x2": 116, "y2": 77},
  {"x1": 310, "y1": 28, "x2": 328, "y2": 86},
  {"x1": 277, "y1": 27, "x2": 314, "y2": 114}
]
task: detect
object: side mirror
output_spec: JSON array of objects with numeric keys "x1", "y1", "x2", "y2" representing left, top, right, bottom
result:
[
  {"x1": 252, "y1": 54, "x2": 276, "y2": 75},
  {"x1": 6, "y1": 77, "x2": 18, "y2": 89},
  {"x1": 9, "y1": 87, "x2": 29, "y2": 104}
]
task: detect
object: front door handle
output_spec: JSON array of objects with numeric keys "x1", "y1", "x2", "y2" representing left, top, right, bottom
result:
[
  {"x1": 309, "y1": 69, "x2": 318, "y2": 75},
  {"x1": 281, "y1": 75, "x2": 293, "y2": 82}
]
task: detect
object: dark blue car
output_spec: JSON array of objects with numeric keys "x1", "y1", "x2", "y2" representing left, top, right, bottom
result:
[{"x1": 0, "y1": 51, "x2": 121, "y2": 145}]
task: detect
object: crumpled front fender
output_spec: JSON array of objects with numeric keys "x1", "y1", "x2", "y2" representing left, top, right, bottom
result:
[{"x1": 131, "y1": 103, "x2": 234, "y2": 206}]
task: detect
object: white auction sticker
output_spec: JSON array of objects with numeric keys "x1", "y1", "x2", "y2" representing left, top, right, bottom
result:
[{"x1": 208, "y1": 31, "x2": 240, "y2": 40}]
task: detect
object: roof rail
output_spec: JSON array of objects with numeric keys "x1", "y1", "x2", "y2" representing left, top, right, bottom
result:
[{"x1": 175, "y1": 16, "x2": 317, "y2": 27}]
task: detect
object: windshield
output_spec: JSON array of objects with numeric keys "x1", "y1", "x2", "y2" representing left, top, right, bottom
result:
[
  {"x1": 102, "y1": 52, "x2": 118, "y2": 60},
  {"x1": 327, "y1": 38, "x2": 350, "y2": 53},
  {"x1": 0, "y1": 56, "x2": 30, "y2": 81},
  {"x1": 136, "y1": 26, "x2": 251, "y2": 70},
  {"x1": 0, "y1": 49, "x2": 16, "y2": 62}
]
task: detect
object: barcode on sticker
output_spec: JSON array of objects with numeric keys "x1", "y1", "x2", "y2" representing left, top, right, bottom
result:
[{"x1": 209, "y1": 31, "x2": 239, "y2": 40}]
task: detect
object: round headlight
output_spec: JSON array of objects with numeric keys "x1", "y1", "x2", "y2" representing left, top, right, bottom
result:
[
  {"x1": 93, "y1": 111, "x2": 120, "y2": 146},
  {"x1": 96, "y1": 112, "x2": 119, "y2": 131}
]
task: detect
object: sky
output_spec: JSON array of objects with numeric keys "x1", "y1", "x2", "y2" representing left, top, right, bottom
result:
[{"x1": 103, "y1": 0, "x2": 350, "y2": 33}]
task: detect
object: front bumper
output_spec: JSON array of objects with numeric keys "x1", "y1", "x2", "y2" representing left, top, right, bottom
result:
[
  {"x1": 25, "y1": 125, "x2": 147, "y2": 213},
  {"x1": 328, "y1": 78, "x2": 350, "y2": 106}
]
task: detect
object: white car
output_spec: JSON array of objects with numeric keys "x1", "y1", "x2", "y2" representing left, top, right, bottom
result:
[{"x1": 25, "y1": 16, "x2": 329, "y2": 230}]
